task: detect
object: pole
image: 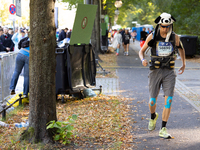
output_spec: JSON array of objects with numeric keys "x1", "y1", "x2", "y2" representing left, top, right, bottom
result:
[
  {"x1": 84, "y1": 0, "x2": 91, "y2": 4},
  {"x1": 13, "y1": 0, "x2": 15, "y2": 31}
]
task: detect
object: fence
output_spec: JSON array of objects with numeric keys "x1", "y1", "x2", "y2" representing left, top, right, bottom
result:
[{"x1": 0, "y1": 52, "x2": 17, "y2": 112}]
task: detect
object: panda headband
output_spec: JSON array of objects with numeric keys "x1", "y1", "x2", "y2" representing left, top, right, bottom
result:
[
  {"x1": 155, "y1": 12, "x2": 176, "y2": 25},
  {"x1": 154, "y1": 13, "x2": 176, "y2": 42}
]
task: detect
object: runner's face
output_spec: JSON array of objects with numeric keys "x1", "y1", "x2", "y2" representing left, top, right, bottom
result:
[{"x1": 160, "y1": 24, "x2": 170, "y2": 34}]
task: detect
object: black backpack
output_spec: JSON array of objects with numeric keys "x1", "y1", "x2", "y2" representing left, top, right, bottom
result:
[{"x1": 18, "y1": 37, "x2": 29, "y2": 49}]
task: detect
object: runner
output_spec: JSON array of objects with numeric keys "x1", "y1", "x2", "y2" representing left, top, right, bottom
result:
[
  {"x1": 139, "y1": 12, "x2": 186, "y2": 138},
  {"x1": 122, "y1": 29, "x2": 131, "y2": 56}
]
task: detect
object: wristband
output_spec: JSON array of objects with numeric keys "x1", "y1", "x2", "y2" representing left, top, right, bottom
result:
[{"x1": 141, "y1": 59, "x2": 145, "y2": 62}]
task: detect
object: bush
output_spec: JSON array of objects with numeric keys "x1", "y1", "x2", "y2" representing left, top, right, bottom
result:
[{"x1": 46, "y1": 114, "x2": 78, "y2": 145}]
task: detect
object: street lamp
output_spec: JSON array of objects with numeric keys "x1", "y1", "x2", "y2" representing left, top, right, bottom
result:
[
  {"x1": 114, "y1": 0, "x2": 123, "y2": 8},
  {"x1": 114, "y1": 0, "x2": 122, "y2": 15},
  {"x1": 114, "y1": 0, "x2": 123, "y2": 25}
]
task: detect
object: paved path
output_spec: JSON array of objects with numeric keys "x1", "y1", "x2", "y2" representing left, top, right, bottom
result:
[{"x1": 116, "y1": 41, "x2": 200, "y2": 150}]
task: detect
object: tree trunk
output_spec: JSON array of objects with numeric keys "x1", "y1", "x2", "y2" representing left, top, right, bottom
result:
[
  {"x1": 21, "y1": 0, "x2": 57, "y2": 144},
  {"x1": 91, "y1": 0, "x2": 103, "y2": 59}
]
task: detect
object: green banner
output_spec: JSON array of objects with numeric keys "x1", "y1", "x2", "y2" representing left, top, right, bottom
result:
[
  {"x1": 101, "y1": 23, "x2": 107, "y2": 36},
  {"x1": 104, "y1": 15, "x2": 109, "y2": 23},
  {"x1": 70, "y1": 4, "x2": 98, "y2": 45}
]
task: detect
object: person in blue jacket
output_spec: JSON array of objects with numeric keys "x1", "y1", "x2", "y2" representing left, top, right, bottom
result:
[
  {"x1": 58, "y1": 27, "x2": 68, "y2": 42},
  {"x1": 10, "y1": 30, "x2": 30, "y2": 98}
]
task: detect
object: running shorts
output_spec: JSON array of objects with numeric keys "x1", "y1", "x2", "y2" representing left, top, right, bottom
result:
[{"x1": 148, "y1": 68, "x2": 177, "y2": 98}]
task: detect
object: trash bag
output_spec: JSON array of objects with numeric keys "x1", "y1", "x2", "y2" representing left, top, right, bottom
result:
[{"x1": 83, "y1": 88, "x2": 97, "y2": 97}]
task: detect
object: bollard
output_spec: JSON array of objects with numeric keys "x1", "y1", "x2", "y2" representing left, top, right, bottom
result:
[
  {"x1": 100, "y1": 85, "x2": 102, "y2": 94},
  {"x1": 19, "y1": 94, "x2": 22, "y2": 106},
  {"x1": 2, "y1": 104, "x2": 7, "y2": 120}
]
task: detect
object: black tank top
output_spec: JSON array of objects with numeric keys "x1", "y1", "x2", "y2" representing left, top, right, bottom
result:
[{"x1": 151, "y1": 30, "x2": 176, "y2": 56}]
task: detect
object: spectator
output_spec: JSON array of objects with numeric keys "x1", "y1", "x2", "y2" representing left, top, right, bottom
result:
[
  {"x1": 0, "y1": 28, "x2": 3, "y2": 36},
  {"x1": 8, "y1": 29, "x2": 14, "y2": 35},
  {"x1": 140, "y1": 27, "x2": 148, "y2": 48},
  {"x1": 25, "y1": 29, "x2": 29, "y2": 37},
  {"x1": 120, "y1": 28, "x2": 125, "y2": 36},
  {"x1": 0, "y1": 27, "x2": 14, "y2": 52},
  {"x1": 12, "y1": 29, "x2": 27, "y2": 52},
  {"x1": 0, "y1": 28, "x2": 3, "y2": 51},
  {"x1": 58, "y1": 27, "x2": 68, "y2": 42},
  {"x1": 14, "y1": 27, "x2": 18, "y2": 33},
  {"x1": 67, "y1": 29, "x2": 72, "y2": 39},
  {"x1": 10, "y1": 30, "x2": 30, "y2": 98},
  {"x1": 147, "y1": 28, "x2": 152, "y2": 34}
]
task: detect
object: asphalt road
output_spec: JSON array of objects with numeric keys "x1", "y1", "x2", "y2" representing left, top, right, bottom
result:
[{"x1": 116, "y1": 44, "x2": 200, "y2": 150}]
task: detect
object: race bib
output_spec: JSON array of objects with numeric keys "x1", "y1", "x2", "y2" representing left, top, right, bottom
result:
[{"x1": 156, "y1": 42, "x2": 173, "y2": 56}]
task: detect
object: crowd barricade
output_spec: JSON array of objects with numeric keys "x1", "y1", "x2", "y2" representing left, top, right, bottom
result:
[{"x1": 0, "y1": 52, "x2": 17, "y2": 111}]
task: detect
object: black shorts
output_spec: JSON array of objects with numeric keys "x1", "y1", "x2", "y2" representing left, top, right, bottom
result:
[{"x1": 124, "y1": 41, "x2": 130, "y2": 45}]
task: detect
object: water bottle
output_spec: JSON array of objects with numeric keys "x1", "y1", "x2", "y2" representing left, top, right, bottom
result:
[
  {"x1": 7, "y1": 106, "x2": 15, "y2": 113},
  {"x1": 0, "y1": 121, "x2": 10, "y2": 127},
  {"x1": 14, "y1": 121, "x2": 29, "y2": 128}
]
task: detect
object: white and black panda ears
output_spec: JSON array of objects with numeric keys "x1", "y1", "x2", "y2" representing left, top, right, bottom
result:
[
  {"x1": 171, "y1": 16, "x2": 176, "y2": 22},
  {"x1": 154, "y1": 13, "x2": 176, "y2": 24},
  {"x1": 155, "y1": 16, "x2": 161, "y2": 24}
]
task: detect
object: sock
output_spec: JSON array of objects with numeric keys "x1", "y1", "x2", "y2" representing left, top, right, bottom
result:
[
  {"x1": 151, "y1": 112, "x2": 156, "y2": 120},
  {"x1": 116, "y1": 48, "x2": 119, "y2": 53},
  {"x1": 161, "y1": 121, "x2": 167, "y2": 129}
]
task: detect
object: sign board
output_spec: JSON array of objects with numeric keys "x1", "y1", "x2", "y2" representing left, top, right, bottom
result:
[
  {"x1": 9, "y1": 14, "x2": 16, "y2": 21},
  {"x1": 15, "y1": 0, "x2": 21, "y2": 17},
  {"x1": 9, "y1": 4, "x2": 16, "y2": 15},
  {"x1": 70, "y1": 4, "x2": 98, "y2": 45}
]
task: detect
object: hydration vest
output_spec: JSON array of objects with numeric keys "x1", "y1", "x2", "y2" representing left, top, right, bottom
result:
[{"x1": 149, "y1": 30, "x2": 177, "y2": 70}]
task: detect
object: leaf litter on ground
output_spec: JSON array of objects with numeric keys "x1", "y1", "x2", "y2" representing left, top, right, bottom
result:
[{"x1": 0, "y1": 94, "x2": 136, "y2": 149}]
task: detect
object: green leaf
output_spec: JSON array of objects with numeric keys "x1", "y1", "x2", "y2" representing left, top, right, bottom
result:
[
  {"x1": 62, "y1": 121, "x2": 70, "y2": 125},
  {"x1": 54, "y1": 122, "x2": 62, "y2": 129},
  {"x1": 66, "y1": 131, "x2": 73, "y2": 138},
  {"x1": 46, "y1": 123, "x2": 54, "y2": 129},
  {"x1": 72, "y1": 114, "x2": 78, "y2": 120},
  {"x1": 66, "y1": 125, "x2": 74, "y2": 131},
  {"x1": 54, "y1": 135, "x2": 60, "y2": 141},
  {"x1": 46, "y1": 120, "x2": 55, "y2": 126},
  {"x1": 68, "y1": 119, "x2": 75, "y2": 124}
]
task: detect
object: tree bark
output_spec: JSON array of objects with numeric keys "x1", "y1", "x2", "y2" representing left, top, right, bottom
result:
[
  {"x1": 21, "y1": 0, "x2": 57, "y2": 144},
  {"x1": 91, "y1": 0, "x2": 103, "y2": 59}
]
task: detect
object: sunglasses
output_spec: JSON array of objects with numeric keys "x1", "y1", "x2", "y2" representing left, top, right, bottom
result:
[{"x1": 160, "y1": 25, "x2": 170, "y2": 28}]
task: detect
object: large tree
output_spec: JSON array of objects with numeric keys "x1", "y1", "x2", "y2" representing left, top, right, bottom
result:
[{"x1": 21, "y1": 0, "x2": 57, "y2": 143}]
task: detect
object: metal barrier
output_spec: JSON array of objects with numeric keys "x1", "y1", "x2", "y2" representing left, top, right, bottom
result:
[
  {"x1": 0, "y1": 52, "x2": 17, "y2": 111},
  {"x1": 0, "y1": 94, "x2": 23, "y2": 120}
]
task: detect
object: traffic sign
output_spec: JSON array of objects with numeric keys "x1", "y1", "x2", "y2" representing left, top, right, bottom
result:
[
  {"x1": 15, "y1": 0, "x2": 21, "y2": 17},
  {"x1": 9, "y1": 4, "x2": 16, "y2": 15}
]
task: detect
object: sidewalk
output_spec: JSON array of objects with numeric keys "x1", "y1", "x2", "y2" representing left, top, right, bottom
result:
[
  {"x1": 11, "y1": 41, "x2": 200, "y2": 112},
  {"x1": 117, "y1": 42, "x2": 200, "y2": 149},
  {"x1": 129, "y1": 40, "x2": 200, "y2": 111}
]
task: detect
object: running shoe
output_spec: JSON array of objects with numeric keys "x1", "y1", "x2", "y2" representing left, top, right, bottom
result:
[
  {"x1": 126, "y1": 52, "x2": 129, "y2": 56},
  {"x1": 148, "y1": 112, "x2": 158, "y2": 131},
  {"x1": 159, "y1": 127, "x2": 172, "y2": 139},
  {"x1": 116, "y1": 53, "x2": 119, "y2": 56}
]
